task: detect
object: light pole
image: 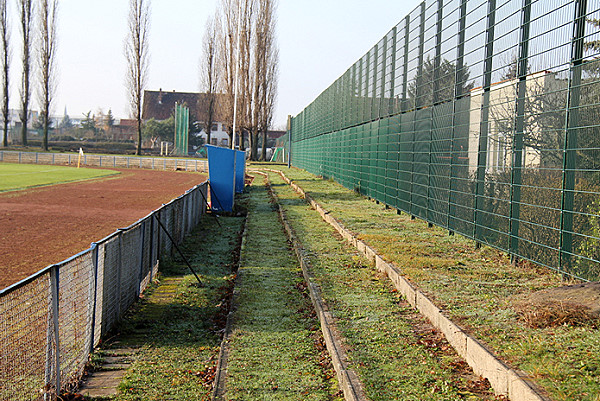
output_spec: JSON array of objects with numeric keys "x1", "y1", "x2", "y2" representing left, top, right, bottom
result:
[{"x1": 232, "y1": 0, "x2": 242, "y2": 150}]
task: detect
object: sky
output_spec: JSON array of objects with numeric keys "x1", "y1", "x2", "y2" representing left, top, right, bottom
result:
[{"x1": 7, "y1": 0, "x2": 422, "y2": 129}]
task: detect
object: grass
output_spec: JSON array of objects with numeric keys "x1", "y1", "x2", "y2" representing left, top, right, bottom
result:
[
  {"x1": 223, "y1": 179, "x2": 341, "y2": 400},
  {"x1": 264, "y1": 166, "x2": 600, "y2": 401},
  {"x1": 88, "y1": 212, "x2": 245, "y2": 401},
  {"x1": 86, "y1": 180, "x2": 341, "y2": 400},
  {"x1": 266, "y1": 171, "x2": 499, "y2": 401},
  {"x1": 0, "y1": 162, "x2": 120, "y2": 192}
]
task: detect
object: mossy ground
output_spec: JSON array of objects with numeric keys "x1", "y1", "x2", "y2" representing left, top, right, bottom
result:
[
  {"x1": 87, "y1": 212, "x2": 245, "y2": 401},
  {"x1": 266, "y1": 171, "x2": 499, "y2": 401},
  {"x1": 263, "y1": 166, "x2": 600, "y2": 401},
  {"x1": 223, "y1": 178, "x2": 341, "y2": 400}
]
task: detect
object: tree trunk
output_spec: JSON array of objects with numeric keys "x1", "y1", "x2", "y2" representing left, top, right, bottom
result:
[{"x1": 261, "y1": 130, "x2": 267, "y2": 161}]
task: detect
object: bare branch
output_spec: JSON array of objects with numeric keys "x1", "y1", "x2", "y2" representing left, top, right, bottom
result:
[
  {"x1": 0, "y1": 0, "x2": 9, "y2": 147},
  {"x1": 125, "y1": 0, "x2": 151, "y2": 155},
  {"x1": 38, "y1": 0, "x2": 58, "y2": 151},
  {"x1": 18, "y1": 0, "x2": 34, "y2": 146}
]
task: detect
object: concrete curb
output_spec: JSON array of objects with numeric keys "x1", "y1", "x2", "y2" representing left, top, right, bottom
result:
[
  {"x1": 270, "y1": 169, "x2": 551, "y2": 401},
  {"x1": 260, "y1": 172, "x2": 367, "y2": 401}
]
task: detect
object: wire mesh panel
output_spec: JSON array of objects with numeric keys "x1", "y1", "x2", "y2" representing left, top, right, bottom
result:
[
  {"x1": 0, "y1": 182, "x2": 209, "y2": 399},
  {"x1": 0, "y1": 274, "x2": 50, "y2": 400},
  {"x1": 55, "y1": 252, "x2": 95, "y2": 392},
  {"x1": 119, "y1": 225, "x2": 143, "y2": 312},
  {"x1": 289, "y1": 0, "x2": 600, "y2": 281},
  {"x1": 99, "y1": 236, "x2": 121, "y2": 337}
]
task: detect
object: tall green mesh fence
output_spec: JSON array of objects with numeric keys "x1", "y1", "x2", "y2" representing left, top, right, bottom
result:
[{"x1": 289, "y1": 0, "x2": 600, "y2": 281}]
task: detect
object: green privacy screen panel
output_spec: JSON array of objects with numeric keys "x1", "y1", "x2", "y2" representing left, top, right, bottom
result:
[
  {"x1": 289, "y1": 0, "x2": 600, "y2": 282},
  {"x1": 174, "y1": 103, "x2": 189, "y2": 156}
]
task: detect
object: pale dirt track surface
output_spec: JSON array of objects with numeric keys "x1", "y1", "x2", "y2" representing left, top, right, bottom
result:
[{"x1": 0, "y1": 168, "x2": 207, "y2": 290}]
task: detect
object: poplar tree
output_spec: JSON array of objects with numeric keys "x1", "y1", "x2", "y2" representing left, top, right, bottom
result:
[
  {"x1": 18, "y1": 0, "x2": 33, "y2": 146},
  {"x1": 0, "y1": 0, "x2": 9, "y2": 147},
  {"x1": 125, "y1": 0, "x2": 150, "y2": 155},
  {"x1": 38, "y1": 0, "x2": 58, "y2": 151}
]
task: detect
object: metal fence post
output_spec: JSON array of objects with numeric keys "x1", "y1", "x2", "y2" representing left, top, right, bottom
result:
[
  {"x1": 89, "y1": 243, "x2": 99, "y2": 353},
  {"x1": 508, "y1": 0, "x2": 532, "y2": 261},
  {"x1": 427, "y1": 0, "x2": 444, "y2": 224},
  {"x1": 447, "y1": 0, "x2": 468, "y2": 232},
  {"x1": 116, "y1": 231, "x2": 123, "y2": 318},
  {"x1": 560, "y1": 0, "x2": 588, "y2": 271},
  {"x1": 401, "y1": 15, "x2": 410, "y2": 113},
  {"x1": 149, "y1": 213, "x2": 156, "y2": 281},
  {"x1": 138, "y1": 221, "x2": 146, "y2": 297},
  {"x1": 473, "y1": 0, "x2": 497, "y2": 242},
  {"x1": 45, "y1": 265, "x2": 60, "y2": 396}
]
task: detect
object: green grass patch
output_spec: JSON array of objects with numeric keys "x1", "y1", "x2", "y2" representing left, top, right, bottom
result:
[
  {"x1": 266, "y1": 172, "x2": 499, "y2": 401},
  {"x1": 0, "y1": 162, "x2": 120, "y2": 192},
  {"x1": 266, "y1": 167, "x2": 600, "y2": 401},
  {"x1": 90, "y1": 213, "x2": 245, "y2": 400},
  {"x1": 223, "y1": 182, "x2": 341, "y2": 400}
]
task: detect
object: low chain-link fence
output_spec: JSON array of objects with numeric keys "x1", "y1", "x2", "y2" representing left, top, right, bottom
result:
[
  {"x1": 289, "y1": 0, "x2": 600, "y2": 281},
  {"x1": 0, "y1": 150, "x2": 208, "y2": 172},
  {"x1": 0, "y1": 181, "x2": 208, "y2": 400}
]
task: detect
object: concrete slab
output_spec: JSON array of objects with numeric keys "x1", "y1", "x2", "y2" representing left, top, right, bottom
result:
[
  {"x1": 466, "y1": 336, "x2": 509, "y2": 395},
  {"x1": 437, "y1": 313, "x2": 467, "y2": 356},
  {"x1": 79, "y1": 370, "x2": 125, "y2": 397},
  {"x1": 416, "y1": 290, "x2": 441, "y2": 328}
]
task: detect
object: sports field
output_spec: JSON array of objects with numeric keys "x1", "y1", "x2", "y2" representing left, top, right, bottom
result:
[
  {"x1": 0, "y1": 164, "x2": 207, "y2": 290},
  {"x1": 0, "y1": 163, "x2": 120, "y2": 192}
]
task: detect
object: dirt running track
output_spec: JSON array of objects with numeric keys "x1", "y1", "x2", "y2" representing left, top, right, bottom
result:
[{"x1": 0, "y1": 168, "x2": 207, "y2": 290}]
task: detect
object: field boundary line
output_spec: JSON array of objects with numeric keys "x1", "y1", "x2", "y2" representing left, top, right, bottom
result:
[
  {"x1": 256, "y1": 170, "x2": 367, "y2": 401},
  {"x1": 267, "y1": 168, "x2": 552, "y2": 401}
]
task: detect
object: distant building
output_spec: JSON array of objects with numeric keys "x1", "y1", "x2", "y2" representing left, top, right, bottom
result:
[
  {"x1": 0, "y1": 109, "x2": 40, "y2": 144},
  {"x1": 467, "y1": 70, "x2": 563, "y2": 174},
  {"x1": 142, "y1": 89, "x2": 231, "y2": 147},
  {"x1": 111, "y1": 119, "x2": 136, "y2": 141}
]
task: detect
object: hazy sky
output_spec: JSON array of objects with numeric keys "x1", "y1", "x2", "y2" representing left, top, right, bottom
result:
[{"x1": 7, "y1": 0, "x2": 422, "y2": 128}]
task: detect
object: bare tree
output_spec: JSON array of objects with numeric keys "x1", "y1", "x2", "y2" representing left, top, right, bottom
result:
[
  {"x1": 215, "y1": 0, "x2": 278, "y2": 157},
  {"x1": 38, "y1": 0, "x2": 58, "y2": 151},
  {"x1": 200, "y1": 15, "x2": 220, "y2": 147},
  {"x1": 260, "y1": 44, "x2": 278, "y2": 160},
  {"x1": 257, "y1": 0, "x2": 277, "y2": 160},
  {"x1": 0, "y1": 0, "x2": 9, "y2": 147},
  {"x1": 18, "y1": 0, "x2": 33, "y2": 146},
  {"x1": 125, "y1": 0, "x2": 150, "y2": 155},
  {"x1": 216, "y1": 0, "x2": 239, "y2": 147}
]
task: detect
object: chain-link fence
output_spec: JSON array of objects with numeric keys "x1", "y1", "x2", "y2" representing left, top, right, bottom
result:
[
  {"x1": 0, "y1": 150, "x2": 208, "y2": 172},
  {"x1": 289, "y1": 0, "x2": 600, "y2": 281},
  {"x1": 0, "y1": 182, "x2": 208, "y2": 400}
]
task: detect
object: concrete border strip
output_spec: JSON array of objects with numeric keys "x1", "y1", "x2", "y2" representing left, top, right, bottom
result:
[
  {"x1": 257, "y1": 171, "x2": 367, "y2": 401},
  {"x1": 268, "y1": 169, "x2": 551, "y2": 401}
]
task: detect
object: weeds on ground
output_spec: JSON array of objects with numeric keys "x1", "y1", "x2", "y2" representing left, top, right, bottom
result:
[
  {"x1": 89, "y1": 212, "x2": 245, "y2": 401},
  {"x1": 223, "y1": 182, "x2": 342, "y2": 400},
  {"x1": 267, "y1": 172, "x2": 499, "y2": 401},
  {"x1": 267, "y1": 167, "x2": 600, "y2": 401}
]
